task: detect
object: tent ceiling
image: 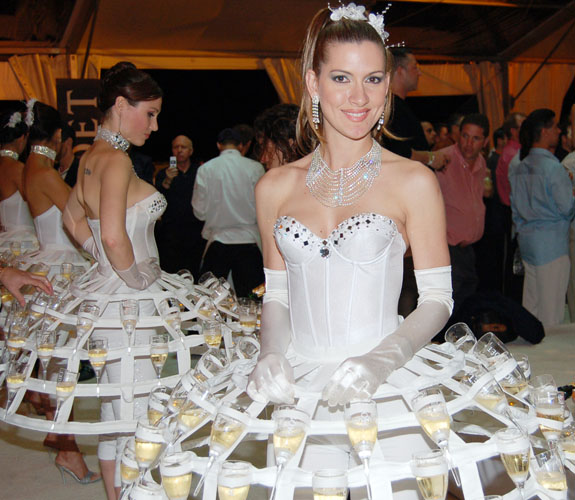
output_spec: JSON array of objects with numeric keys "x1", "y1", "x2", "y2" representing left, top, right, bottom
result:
[{"x1": 0, "y1": 0, "x2": 574, "y2": 62}]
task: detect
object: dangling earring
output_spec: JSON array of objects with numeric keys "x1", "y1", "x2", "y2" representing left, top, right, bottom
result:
[
  {"x1": 376, "y1": 111, "x2": 385, "y2": 131},
  {"x1": 312, "y1": 95, "x2": 320, "y2": 130},
  {"x1": 115, "y1": 113, "x2": 123, "y2": 142}
]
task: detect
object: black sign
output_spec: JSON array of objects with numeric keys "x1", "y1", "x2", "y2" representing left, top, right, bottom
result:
[{"x1": 56, "y1": 79, "x2": 100, "y2": 156}]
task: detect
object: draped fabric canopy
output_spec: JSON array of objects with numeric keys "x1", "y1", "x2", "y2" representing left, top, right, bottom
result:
[{"x1": 1, "y1": 0, "x2": 574, "y2": 132}]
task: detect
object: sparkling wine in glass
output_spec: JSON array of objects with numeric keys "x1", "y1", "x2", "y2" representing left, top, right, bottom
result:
[
  {"x1": 4, "y1": 361, "x2": 27, "y2": 416},
  {"x1": 312, "y1": 469, "x2": 348, "y2": 500},
  {"x1": 270, "y1": 406, "x2": 309, "y2": 500},
  {"x1": 121, "y1": 299, "x2": 139, "y2": 353},
  {"x1": 36, "y1": 328, "x2": 56, "y2": 389},
  {"x1": 534, "y1": 390, "x2": 565, "y2": 443},
  {"x1": 412, "y1": 387, "x2": 461, "y2": 487},
  {"x1": 203, "y1": 320, "x2": 222, "y2": 349},
  {"x1": 160, "y1": 298, "x2": 182, "y2": 333},
  {"x1": 532, "y1": 449, "x2": 567, "y2": 493},
  {"x1": 148, "y1": 386, "x2": 171, "y2": 426},
  {"x1": 444, "y1": 322, "x2": 477, "y2": 353},
  {"x1": 160, "y1": 451, "x2": 194, "y2": 500},
  {"x1": 218, "y1": 461, "x2": 252, "y2": 500},
  {"x1": 60, "y1": 262, "x2": 72, "y2": 281},
  {"x1": 119, "y1": 438, "x2": 139, "y2": 499},
  {"x1": 193, "y1": 403, "x2": 247, "y2": 496},
  {"x1": 237, "y1": 298, "x2": 257, "y2": 334},
  {"x1": 52, "y1": 368, "x2": 78, "y2": 429},
  {"x1": 345, "y1": 399, "x2": 377, "y2": 500},
  {"x1": 494, "y1": 427, "x2": 531, "y2": 499},
  {"x1": 134, "y1": 418, "x2": 168, "y2": 479},
  {"x1": 77, "y1": 301, "x2": 100, "y2": 340},
  {"x1": 410, "y1": 449, "x2": 448, "y2": 500},
  {"x1": 150, "y1": 334, "x2": 169, "y2": 382},
  {"x1": 174, "y1": 401, "x2": 209, "y2": 445},
  {"x1": 88, "y1": 338, "x2": 108, "y2": 397}
]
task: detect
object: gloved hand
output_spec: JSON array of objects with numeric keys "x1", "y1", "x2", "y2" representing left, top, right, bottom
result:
[
  {"x1": 114, "y1": 257, "x2": 161, "y2": 290},
  {"x1": 247, "y1": 269, "x2": 294, "y2": 404},
  {"x1": 81, "y1": 235, "x2": 100, "y2": 260},
  {"x1": 323, "y1": 266, "x2": 453, "y2": 407}
]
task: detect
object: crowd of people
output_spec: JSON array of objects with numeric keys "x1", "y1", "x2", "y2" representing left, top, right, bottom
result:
[{"x1": 1, "y1": 1, "x2": 574, "y2": 499}]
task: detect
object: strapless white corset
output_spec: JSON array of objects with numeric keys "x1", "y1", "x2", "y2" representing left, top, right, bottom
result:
[
  {"x1": 0, "y1": 190, "x2": 34, "y2": 232},
  {"x1": 88, "y1": 191, "x2": 167, "y2": 278},
  {"x1": 274, "y1": 213, "x2": 406, "y2": 360}
]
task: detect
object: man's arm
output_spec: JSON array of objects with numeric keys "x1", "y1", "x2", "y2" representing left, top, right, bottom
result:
[{"x1": 191, "y1": 167, "x2": 207, "y2": 221}]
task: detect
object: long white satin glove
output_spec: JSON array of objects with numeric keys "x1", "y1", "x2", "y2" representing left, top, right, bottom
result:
[
  {"x1": 247, "y1": 269, "x2": 295, "y2": 404},
  {"x1": 113, "y1": 257, "x2": 161, "y2": 290},
  {"x1": 323, "y1": 266, "x2": 453, "y2": 407},
  {"x1": 81, "y1": 235, "x2": 100, "y2": 260}
]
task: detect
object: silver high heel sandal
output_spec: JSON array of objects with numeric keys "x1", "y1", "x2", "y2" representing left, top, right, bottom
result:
[{"x1": 55, "y1": 463, "x2": 102, "y2": 485}]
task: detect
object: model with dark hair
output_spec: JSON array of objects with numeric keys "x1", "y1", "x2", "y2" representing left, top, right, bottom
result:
[{"x1": 254, "y1": 103, "x2": 300, "y2": 169}]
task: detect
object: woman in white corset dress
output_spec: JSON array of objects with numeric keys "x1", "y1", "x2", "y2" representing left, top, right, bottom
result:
[
  {"x1": 63, "y1": 61, "x2": 164, "y2": 500},
  {"x1": 247, "y1": 5, "x2": 454, "y2": 498},
  {"x1": 0, "y1": 104, "x2": 36, "y2": 252},
  {"x1": 21, "y1": 100, "x2": 99, "y2": 484}
]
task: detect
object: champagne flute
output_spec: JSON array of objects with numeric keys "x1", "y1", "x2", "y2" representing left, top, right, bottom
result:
[
  {"x1": 76, "y1": 301, "x2": 100, "y2": 348},
  {"x1": 237, "y1": 298, "x2": 257, "y2": 334},
  {"x1": 36, "y1": 328, "x2": 56, "y2": 389},
  {"x1": 120, "y1": 438, "x2": 139, "y2": 499},
  {"x1": 88, "y1": 338, "x2": 108, "y2": 397},
  {"x1": 9, "y1": 241, "x2": 21, "y2": 258},
  {"x1": 203, "y1": 320, "x2": 223, "y2": 349},
  {"x1": 198, "y1": 297, "x2": 219, "y2": 321},
  {"x1": 6, "y1": 322, "x2": 29, "y2": 361},
  {"x1": 412, "y1": 388, "x2": 461, "y2": 487},
  {"x1": 411, "y1": 449, "x2": 448, "y2": 500},
  {"x1": 148, "y1": 386, "x2": 171, "y2": 426},
  {"x1": 60, "y1": 262, "x2": 73, "y2": 281},
  {"x1": 534, "y1": 390, "x2": 565, "y2": 443},
  {"x1": 150, "y1": 334, "x2": 169, "y2": 382},
  {"x1": 160, "y1": 298, "x2": 182, "y2": 333},
  {"x1": 494, "y1": 427, "x2": 531, "y2": 499},
  {"x1": 121, "y1": 299, "x2": 139, "y2": 353},
  {"x1": 344, "y1": 399, "x2": 377, "y2": 500},
  {"x1": 444, "y1": 322, "x2": 477, "y2": 353},
  {"x1": 270, "y1": 406, "x2": 309, "y2": 500},
  {"x1": 193, "y1": 403, "x2": 247, "y2": 496},
  {"x1": 4, "y1": 361, "x2": 27, "y2": 416},
  {"x1": 173, "y1": 400, "x2": 209, "y2": 445},
  {"x1": 52, "y1": 368, "x2": 78, "y2": 429},
  {"x1": 532, "y1": 449, "x2": 567, "y2": 493},
  {"x1": 160, "y1": 451, "x2": 194, "y2": 500},
  {"x1": 218, "y1": 461, "x2": 252, "y2": 500},
  {"x1": 134, "y1": 418, "x2": 168, "y2": 479},
  {"x1": 312, "y1": 469, "x2": 348, "y2": 500}
]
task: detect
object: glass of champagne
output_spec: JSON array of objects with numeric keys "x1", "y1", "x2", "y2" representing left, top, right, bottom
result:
[
  {"x1": 218, "y1": 461, "x2": 252, "y2": 500},
  {"x1": 6, "y1": 322, "x2": 29, "y2": 361},
  {"x1": 203, "y1": 320, "x2": 223, "y2": 349},
  {"x1": 52, "y1": 368, "x2": 78, "y2": 429},
  {"x1": 198, "y1": 297, "x2": 220, "y2": 321},
  {"x1": 134, "y1": 418, "x2": 168, "y2": 478},
  {"x1": 128, "y1": 482, "x2": 164, "y2": 499},
  {"x1": 88, "y1": 338, "x2": 108, "y2": 396},
  {"x1": 150, "y1": 334, "x2": 169, "y2": 382},
  {"x1": 148, "y1": 386, "x2": 171, "y2": 426},
  {"x1": 270, "y1": 405, "x2": 309, "y2": 500},
  {"x1": 237, "y1": 298, "x2": 257, "y2": 334},
  {"x1": 345, "y1": 399, "x2": 378, "y2": 500},
  {"x1": 532, "y1": 374, "x2": 556, "y2": 392},
  {"x1": 312, "y1": 469, "x2": 348, "y2": 500},
  {"x1": 193, "y1": 403, "x2": 247, "y2": 496},
  {"x1": 10, "y1": 241, "x2": 21, "y2": 258},
  {"x1": 160, "y1": 298, "x2": 182, "y2": 333},
  {"x1": 160, "y1": 451, "x2": 194, "y2": 500},
  {"x1": 60, "y1": 262, "x2": 73, "y2": 281},
  {"x1": 5, "y1": 361, "x2": 27, "y2": 416},
  {"x1": 412, "y1": 388, "x2": 460, "y2": 487},
  {"x1": 36, "y1": 328, "x2": 56, "y2": 389},
  {"x1": 559, "y1": 423, "x2": 575, "y2": 460},
  {"x1": 173, "y1": 400, "x2": 209, "y2": 446},
  {"x1": 494, "y1": 427, "x2": 531, "y2": 499},
  {"x1": 120, "y1": 438, "x2": 139, "y2": 499},
  {"x1": 532, "y1": 449, "x2": 567, "y2": 493},
  {"x1": 444, "y1": 322, "x2": 477, "y2": 353},
  {"x1": 410, "y1": 449, "x2": 448, "y2": 500},
  {"x1": 534, "y1": 390, "x2": 565, "y2": 442},
  {"x1": 121, "y1": 299, "x2": 139, "y2": 353},
  {"x1": 77, "y1": 301, "x2": 100, "y2": 341}
]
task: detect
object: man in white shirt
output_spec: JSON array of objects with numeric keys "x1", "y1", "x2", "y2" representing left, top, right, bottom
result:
[{"x1": 192, "y1": 128, "x2": 265, "y2": 297}]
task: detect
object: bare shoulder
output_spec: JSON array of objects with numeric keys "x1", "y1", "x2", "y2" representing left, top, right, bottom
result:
[
  {"x1": 255, "y1": 154, "x2": 311, "y2": 201},
  {"x1": 383, "y1": 149, "x2": 439, "y2": 193},
  {"x1": 87, "y1": 144, "x2": 132, "y2": 175}
]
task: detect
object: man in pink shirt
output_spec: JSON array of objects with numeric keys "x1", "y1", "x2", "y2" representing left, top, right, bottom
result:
[
  {"x1": 496, "y1": 112, "x2": 526, "y2": 207},
  {"x1": 436, "y1": 113, "x2": 490, "y2": 313}
]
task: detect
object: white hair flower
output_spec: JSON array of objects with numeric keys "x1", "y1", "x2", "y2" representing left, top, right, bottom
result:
[
  {"x1": 368, "y1": 13, "x2": 390, "y2": 43},
  {"x1": 6, "y1": 111, "x2": 22, "y2": 128},
  {"x1": 329, "y1": 3, "x2": 366, "y2": 22},
  {"x1": 24, "y1": 98, "x2": 37, "y2": 127}
]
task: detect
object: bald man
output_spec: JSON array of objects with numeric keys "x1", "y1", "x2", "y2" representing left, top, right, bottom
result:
[{"x1": 155, "y1": 135, "x2": 204, "y2": 276}]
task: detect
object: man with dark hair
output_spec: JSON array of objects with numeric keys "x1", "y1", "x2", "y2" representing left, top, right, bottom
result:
[
  {"x1": 192, "y1": 128, "x2": 265, "y2": 297},
  {"x1": 509, "y1": 109, "x2": 574, "y2": 327},
  {"x1": 433, "y1": 113, "x2": 464, "y2": 151},
  {"x1": 436, "y1": 113, "x2": 491, "y2": 313},
  {"x1": 384, "y1": 48, "x2": 448, "y2": 169},
  {"x1": 233, "y1": 123, "x2": 255, "y2": 157},
  {"x1": 155, "y1": 134, "x2": 204, "y2": 276}
]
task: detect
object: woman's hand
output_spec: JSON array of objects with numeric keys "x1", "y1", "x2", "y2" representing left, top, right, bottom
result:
[
  {"x1": 0, "y1": 267, "x2": 53, "y2": 306},
  {"x1": 247, "y1": 352, "x2": 295, "y2": 404}
]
